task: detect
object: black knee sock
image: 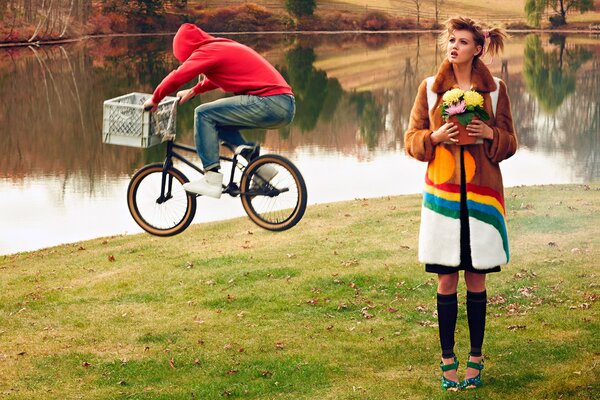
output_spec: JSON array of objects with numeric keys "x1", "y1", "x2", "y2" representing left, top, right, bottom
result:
[
  {"x1": 437, "y1": 292, "x2": 458, "y2": 359},
  {"x1": 467, "y1": 290, "x2": 487, "y2": 357}
]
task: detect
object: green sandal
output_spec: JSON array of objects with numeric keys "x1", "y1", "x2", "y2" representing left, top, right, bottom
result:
[
  {"x1": 440, "y1": 357, "x2": 461, "y2": 391},
  {"x1": 461, "y1": 358, "x2": 484, "y2": 389}
]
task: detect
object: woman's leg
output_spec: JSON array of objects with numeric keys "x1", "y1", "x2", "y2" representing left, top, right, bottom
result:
[
  {"x1": 437, "y1": 272, "x2": 460, "y2": 382},
  {"x1": 464, "y1": 271, "x2": 487, "y2": 378}
]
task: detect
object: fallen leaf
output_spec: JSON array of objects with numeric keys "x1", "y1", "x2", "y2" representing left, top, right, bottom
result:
[
  {"x1": 488, "y1": 294, "x2": 506, "y2": 305},
  {"x1": 261, "y1": 370, "x2": 273, "y2": 378},
  {"x1": 82, "y1": 361, "x2": 91, "y2": 368},
  {"x1": 169, "y1": 358, "x2": 175, "y2": 369},
  {"x1": 225, "y1": 369, "x2": 238, "y2": 376},
  {"x1": 517, "y1": 287, "x2": 535, "y2": 297},
  {"x1": 508, "y1": 325, "x2": 526, "y2": 331},
  {"x1": 387, "y1": 307, "x2": 398, "y2": 313},
  {"x1": 108, "y1": 255, "x2": 116, "y2": 262},
  {"x1": 361, "y1": 307, "x2": 374, "y2": 319},
  {"x1": 274, "y1": 342, "x2": 285, "y2": 350},
  {"x1": 341, "y1": 259, "x2": 359, "y2": 267}
]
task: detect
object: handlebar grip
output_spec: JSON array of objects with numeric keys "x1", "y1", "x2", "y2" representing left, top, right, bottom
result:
[{"x1": 144, "y1": 105, "x2": 153, "y2": 112}]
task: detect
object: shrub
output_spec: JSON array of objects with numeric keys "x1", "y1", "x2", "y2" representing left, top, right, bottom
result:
[
  {"x1": 549, "y1": 14, "x2": 566, "y2": 27},
  {"x1": 285, "y1": 0, "x2": 316, "y2": 18},
  {"x1": 361, "y1": 11, "x2": 390, "y2": 31},
  {"x1": 196, "y1": 3, "x2": 291, "y2": 32},
  {"x1": 87, "y1": 12, "x2": 128, "y2": 34},
  {"x1": 506, "y1": 21, "x2": 533, "y2": 30}
]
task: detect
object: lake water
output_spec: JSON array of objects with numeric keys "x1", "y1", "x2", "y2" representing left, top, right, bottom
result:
[{"x1": 1, "y1": 32, "x2": 599, "y2": 254}]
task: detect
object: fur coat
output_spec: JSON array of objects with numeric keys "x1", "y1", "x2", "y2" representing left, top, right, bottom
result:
[{"x1": 405, "y1": 59, "x2": 518, "y2": 269}]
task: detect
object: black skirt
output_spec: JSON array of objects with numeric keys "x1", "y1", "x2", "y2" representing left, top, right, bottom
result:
[{"x1": 425, "y1": 146, "x2": 501, "y2": 275}]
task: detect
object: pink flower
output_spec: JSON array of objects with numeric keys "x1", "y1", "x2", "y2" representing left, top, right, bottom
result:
[{"x1": 445, "y1": 100, "x2": 466, "y2": 117}]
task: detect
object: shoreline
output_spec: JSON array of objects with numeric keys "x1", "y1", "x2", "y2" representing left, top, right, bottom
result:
[
  {"x1": 1, "y1": 27, "x2": 599, "y2": 48},
  {"x1": 1, "y1": 183, "x2": 597, "y2": 257}
]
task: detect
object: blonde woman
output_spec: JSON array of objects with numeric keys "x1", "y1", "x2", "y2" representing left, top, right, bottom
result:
[{"x1": 404, "y1": 17, "x2": 517, "y2": 390}]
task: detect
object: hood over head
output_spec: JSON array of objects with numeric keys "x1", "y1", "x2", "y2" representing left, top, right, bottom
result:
[{"x1": 172, "y1": 24, "x2": 223, "y2": 62}]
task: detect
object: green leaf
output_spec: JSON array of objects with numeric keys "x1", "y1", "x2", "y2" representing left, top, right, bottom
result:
[
  {"x1": 457, "y1": 111, "x2": 475, "y2": 126},
  {"x1": 476, "y1": 108, "x2": 490, "y2": 121}
]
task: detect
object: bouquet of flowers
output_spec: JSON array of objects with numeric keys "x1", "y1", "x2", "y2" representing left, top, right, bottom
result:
[
  {"x1": 440, "y1": 89, "x2": 490, "y2": 144},
  {"x1": 441, "y1": 89, "x2": 490, "y2": 124}
]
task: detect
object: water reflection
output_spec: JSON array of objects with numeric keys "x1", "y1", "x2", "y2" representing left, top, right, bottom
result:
[{"x1": 1, "y1": 33, "x2": 599, "y2": 254}]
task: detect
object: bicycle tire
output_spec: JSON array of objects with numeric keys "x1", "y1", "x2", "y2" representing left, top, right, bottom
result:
[
  {"x1": 240, "y1": 154, "x2": 307, "y2": 231},
  {"x1": 127, "y1": 163, "x2": 197, "y2": 236}
]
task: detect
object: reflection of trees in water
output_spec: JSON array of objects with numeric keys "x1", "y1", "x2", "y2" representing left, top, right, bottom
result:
[
  {"x1": 520, "y1": 34, "x2": 598, "y2": 180},
  {"x1": 281, "y1": 44, "x2": 392, "y2": 152},
  {"x1": 523, "y1": 34, "x2": 591, "y2": 113},
  {"x1": 555, "y1": 58, "x2": 600, "y2": 180},
  {"x1": 2, "y1": 33, "x2": 598, "y2": 186},
  {"x1": 349, "y1": 91, "x2": 385, "y2": 150},
  {"x1": 0, "y1": 37, "x2": 175, "y2": 187}
]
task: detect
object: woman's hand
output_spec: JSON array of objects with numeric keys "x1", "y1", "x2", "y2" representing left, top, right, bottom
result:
[
  {"x1": 176, "y1": 88, "x2": 196, "y2": 105},
  {"x1": 467, "y1": 119, "x2": 494, "y2": 140},
  {"x1": 431, "y1": 122, "x2": 459, "y2": 145}
]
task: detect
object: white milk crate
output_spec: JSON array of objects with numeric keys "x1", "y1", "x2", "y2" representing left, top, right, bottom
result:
[{"x1": 102, "y1": 92, "x2": 178, "y2": 148}]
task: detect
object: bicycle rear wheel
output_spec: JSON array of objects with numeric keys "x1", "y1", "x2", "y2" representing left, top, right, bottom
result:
[
  {"x1": 127, "y1": 163, "x2": 197, "y2": 236},
  {"x1": 240, "y1": 154, "x2": 307, "y2": 231}
]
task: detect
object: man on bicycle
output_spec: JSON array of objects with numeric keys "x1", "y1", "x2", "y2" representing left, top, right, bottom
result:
[{"x1": 143, "y1": 23, "x2": 295, "y2": 198}]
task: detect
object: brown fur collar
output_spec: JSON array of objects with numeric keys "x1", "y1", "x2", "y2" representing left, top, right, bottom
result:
[{"x1": 431, "y1": 58, "x2": 497, "y2": 93}]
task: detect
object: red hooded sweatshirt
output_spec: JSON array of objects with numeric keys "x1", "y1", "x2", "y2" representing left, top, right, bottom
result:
[{"x1": 151, "y1": 24, "x2": 292, "y2": 104}]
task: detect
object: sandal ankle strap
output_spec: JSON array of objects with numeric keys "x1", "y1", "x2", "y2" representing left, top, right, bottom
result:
[
  {"x1": 466, "y1": 360, "x2": 484, "y2": 370},
  {"x1": 440, "y1": 357, "x2": 459, "y2": 371}
]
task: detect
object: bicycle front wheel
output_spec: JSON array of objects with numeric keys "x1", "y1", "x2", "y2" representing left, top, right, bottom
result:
[
  {"x1": 127, "y1": 163, "x2": 197, "y2": 236},
  {"x1": 240, "y1": 154, "x2": 307, "y2": 231}
]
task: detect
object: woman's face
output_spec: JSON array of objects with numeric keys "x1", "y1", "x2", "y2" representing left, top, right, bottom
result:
[{"x1": 446, "y1": 29, "x2": 482, "y2": 65}]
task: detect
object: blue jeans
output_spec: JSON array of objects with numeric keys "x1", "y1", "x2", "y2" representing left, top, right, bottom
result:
[{"x1": 194, "y1": 94, "x2": 295, "y2": 170}]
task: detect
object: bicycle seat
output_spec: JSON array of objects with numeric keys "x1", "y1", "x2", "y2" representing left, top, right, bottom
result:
[{"x1": 220, "y1": 141, "x2": 260, "y2": 161}]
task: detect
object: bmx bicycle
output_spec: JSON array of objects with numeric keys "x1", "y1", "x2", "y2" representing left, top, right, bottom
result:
[{"x1": 102, "y1": 92, "x2": 307, "y2": 236}]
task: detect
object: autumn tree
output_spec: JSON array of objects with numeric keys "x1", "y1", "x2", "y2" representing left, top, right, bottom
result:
[{"x1": 524, "y1": 0, "x2": 594, "y2": 27}]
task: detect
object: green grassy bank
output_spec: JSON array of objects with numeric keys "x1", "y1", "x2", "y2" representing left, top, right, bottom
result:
[{"x1": 1, "y1": 184, "x2": 598, "y2": 399}]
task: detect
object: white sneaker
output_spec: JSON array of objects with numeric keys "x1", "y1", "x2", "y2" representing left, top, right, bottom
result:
[
  {"x1": 183, "y1": 171, "x2": 223, "y2": 198},
  {"x1": 251, "y1": 165, "x2": 278, "y2": 187}
]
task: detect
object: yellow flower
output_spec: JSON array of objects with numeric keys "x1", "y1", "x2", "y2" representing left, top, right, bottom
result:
[
  {"x1": 442, "y1": 88, "x2": 464, "y2": 105},
  {"x1": 463, "y1": 90, "x2": 484, "y2": 108}
]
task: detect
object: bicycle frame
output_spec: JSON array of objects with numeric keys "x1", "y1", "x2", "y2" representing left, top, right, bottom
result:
[{"x1": 159, "y1": 140, "x2": 252, "y2": 199}]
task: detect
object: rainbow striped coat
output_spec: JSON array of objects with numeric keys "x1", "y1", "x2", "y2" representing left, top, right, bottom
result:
[{"x1": 405, "y1": 59, "x2": 518, "y2": 270}]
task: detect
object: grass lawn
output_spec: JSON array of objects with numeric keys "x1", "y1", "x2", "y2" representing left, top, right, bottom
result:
[{"x1": 1, "y1": 184, "x2": 599, "y2": 399}]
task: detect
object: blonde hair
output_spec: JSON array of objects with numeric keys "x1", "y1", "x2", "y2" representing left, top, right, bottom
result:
[{"x1": 439, "y1": 16, "x2": 507, "y2": 59}]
